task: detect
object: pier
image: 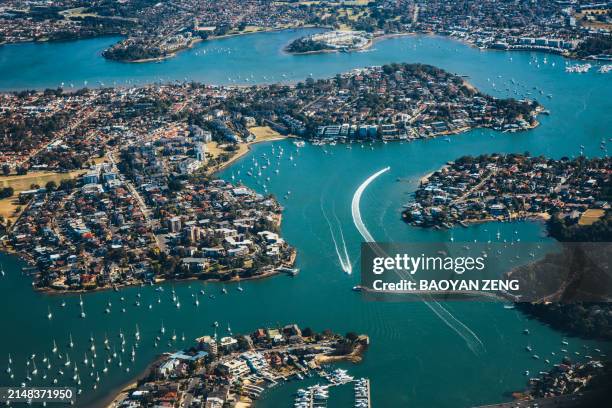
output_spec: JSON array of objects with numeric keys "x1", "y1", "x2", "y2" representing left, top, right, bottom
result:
[{"x1": 354, "y1": 378, "x2": 371, "y2": 408}]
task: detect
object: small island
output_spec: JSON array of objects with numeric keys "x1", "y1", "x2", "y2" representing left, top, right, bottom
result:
[
  {"x1": 102, "y1": 33, "x2": 200, "y2": 63},
  {"x1": 286, "y1": 30, "x2": 372, "y2": 54},
  {"x1": 402, "y1": 154, "x2": 610, "y2": 229},
  {"x1": 107, "y1": 324, "x2": 369, "y2": 408}
]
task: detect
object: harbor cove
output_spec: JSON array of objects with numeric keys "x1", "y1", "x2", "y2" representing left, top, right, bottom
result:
[{"x1": 0, "y1": 27, "x2": 611, "y2": 408}]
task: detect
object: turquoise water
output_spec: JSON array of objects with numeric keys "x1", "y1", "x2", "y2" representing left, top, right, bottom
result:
[{"x1": 0, "y1": 30, "x2": 611, "y2": 407}]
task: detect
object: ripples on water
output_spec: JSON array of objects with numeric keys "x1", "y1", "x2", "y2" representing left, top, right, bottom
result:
[{"x1": 0, "y1": 29, "x2": 611, "y2": 407}]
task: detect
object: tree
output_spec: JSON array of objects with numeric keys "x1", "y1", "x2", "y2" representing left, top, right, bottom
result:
[
  {"x1": 302, "y1": 327, "x2": 314, "y2": 337},
  {"x1": 168, "y1": 178, "x2": 183, "y2": 192},
  {"x1": 59, "y1": 179, "x2": 76, "y2": 191},
  {"x1": 45, "y1": 180, "x2": 57, "y2": 191},
  {"x1": 0, "y1": 187, "x2": 14, "y2": 199},
  {"x1": 345, "y1": 332, "x2": 359, "y2": 342}
]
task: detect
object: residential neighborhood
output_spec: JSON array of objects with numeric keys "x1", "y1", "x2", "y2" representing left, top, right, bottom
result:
[
  {"x1": 403, "y1": 154, "x2": 611, "y2": 228},
  {"x1": 109, "y1": 324, "x2": 369, "y2": 408}
]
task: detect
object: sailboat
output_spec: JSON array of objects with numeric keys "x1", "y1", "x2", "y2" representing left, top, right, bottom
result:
[
  {"x1": 237, "y1": 281, "x2": 244, "y2": 292},
  {"x1": 0, "y1": 263, "x2": 4, "y2": 276},
  {"x1": 79, "y1": 296, "x2": 86, "y2": 318},
  {"x1": 6, "y1": 354, "x2": 12, "y2": 375},
  {"x1": 194, "y1": 294, "x2": 199, "y2": 307},
  {"x1": 68, "y1": 334, "x2": 74, "y2": 348},
  {"x1": 47, "y1": 306, "x2": 53, "y2": 320},
  {"x1": 160, "y1": 321, "x2": 166, "y2": 335},
  {"x1": 52, "y1": 340, "x2": 58, "y2": 354}
]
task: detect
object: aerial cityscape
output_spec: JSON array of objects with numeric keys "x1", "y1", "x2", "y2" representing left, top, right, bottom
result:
[{"x1": 0, "y1": 0, "x2": 611, "y2": 407}]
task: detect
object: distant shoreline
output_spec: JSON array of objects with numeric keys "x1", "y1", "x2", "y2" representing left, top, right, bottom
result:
[{"x1": 112, "y1": 25, "x2": 323, "y2": 63}]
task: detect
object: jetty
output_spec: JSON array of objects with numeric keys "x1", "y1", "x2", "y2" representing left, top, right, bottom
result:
[{"x1": 354, "y1": 378, "x2": 371, "y2": 408}]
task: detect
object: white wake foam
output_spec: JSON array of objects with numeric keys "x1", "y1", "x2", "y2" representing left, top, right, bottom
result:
[{"x1": 350, "y1": 167, "x2": 485, "y2": 355}]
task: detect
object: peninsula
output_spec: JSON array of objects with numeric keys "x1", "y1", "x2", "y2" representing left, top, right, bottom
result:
[
  {"x1": 286, "y1": 30, "x2": 372, "y2": 54},
  {"x1": 1, "y1": 65, "x2": 543, "y2": 276},
  {"x1": 107, "y1": 324, "x2": 369, "y2": 408},
  {"x1": 402, "y1": 154, "x2": 610, "y2": 228}
]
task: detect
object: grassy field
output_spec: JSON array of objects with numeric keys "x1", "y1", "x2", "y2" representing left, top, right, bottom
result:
[
  {"x1": 0, "y1": 171, "x2": 84, "y2": 191},
  {"x1": 579, "y1": 209, "x2": 606, "y2": 226},
  {"x1": 0, "y1": 170, "x2": 84, "y2": 223},
  {"x1": 248, "y1": 126, "x2": 286, "y2": 142}
]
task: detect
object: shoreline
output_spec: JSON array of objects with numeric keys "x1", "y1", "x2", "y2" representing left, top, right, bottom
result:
[
  {"x1": 208, "y1": 134, "x2": 292, "y2": 176},
  {"x1": 95, "y1": 354, "x2": 165, "y2": 408},
  {"x1": 107, "y1": 38, "x2": 204, "y2": 64},
  {"x1": 1, "y1": 243, "x2": 297, "y2": 296},
  {"x1": 1, "y1": 131, "x2": 297, "y2": 296},
  {"x1": 285, "y1": 32, "x2": 414, "y2": 56},
  {"x1": 1, "y1": 29, "x2": 604, "y2": 93},
  {"x1": 105, "y1": 332, "x2": 368, "y2": 408},
  {"x1": 111, "y1": 25, "x2": 322, "y2": 63}
]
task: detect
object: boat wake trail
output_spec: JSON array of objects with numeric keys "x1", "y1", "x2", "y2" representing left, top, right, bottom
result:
[
  {"x1": 350, "y1": 167, "x2": 485, "y2": 355},
  {"x1": 321, "y1": 198, "x2": 353, "y2": 274},
  {"x1": 333, "y1": 209, "x2": 352, "y2": 274}
]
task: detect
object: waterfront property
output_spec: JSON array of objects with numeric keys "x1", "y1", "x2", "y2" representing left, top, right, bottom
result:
[
  {"x1": 403, "y1": 154, "x2": 611, "y2": 228},
  {"x1": 6, "y1": 135, "x2": 295, "y2": 291},
  {"x1": 0, "y1": 63, "x2": 541, "y2": 176},
  {"x1": 108, "y1": 324, "x2": 369, "y2": 407}
]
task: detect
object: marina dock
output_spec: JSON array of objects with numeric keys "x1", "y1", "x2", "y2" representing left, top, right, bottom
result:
[{"x1": 354, "y1": 378, "x2": 371, "y2": 408}]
